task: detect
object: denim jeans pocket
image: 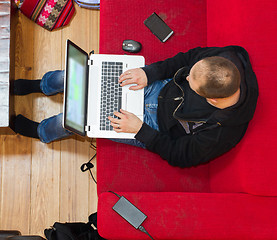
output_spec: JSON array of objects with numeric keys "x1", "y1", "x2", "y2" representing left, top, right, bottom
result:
[{"x1": 144, "y1": 103, "x2": 159, "y2": 131}]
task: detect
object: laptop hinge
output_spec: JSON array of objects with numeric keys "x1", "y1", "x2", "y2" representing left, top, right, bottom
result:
[
  {"x1": 88, "y1": 60, "x2": 93, "y2": 66},
  {"x1": 85, "y1": 125, "x2": 90, "y2": 132}
]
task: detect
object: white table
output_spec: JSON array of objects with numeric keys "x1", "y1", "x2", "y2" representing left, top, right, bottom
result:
[{"x1": 0, "y1": 0, "x2": 16, "y2": 130}]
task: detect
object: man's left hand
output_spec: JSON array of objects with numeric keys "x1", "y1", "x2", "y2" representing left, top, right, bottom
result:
[{"x1": 108, "y1": 109, "x2": 143, "y2": 134}]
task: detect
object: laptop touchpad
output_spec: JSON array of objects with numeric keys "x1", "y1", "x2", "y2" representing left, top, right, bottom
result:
[{"x1": 126, "y1": 91, "x2": 143, "y2": 116}]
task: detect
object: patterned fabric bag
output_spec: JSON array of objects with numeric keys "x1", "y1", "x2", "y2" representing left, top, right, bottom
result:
[{"x1": 17, "y1": 0, "x2": 75, "y2": 31}]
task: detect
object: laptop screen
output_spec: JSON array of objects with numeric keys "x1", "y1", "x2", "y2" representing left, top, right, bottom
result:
[{"x1": 64, "y1": 40, "x2": 88, "y2": 136}]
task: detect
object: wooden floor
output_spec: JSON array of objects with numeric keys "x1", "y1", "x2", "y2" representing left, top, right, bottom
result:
[{"x1": 0, "y1": 6, "x2": 99, "y2": 236}]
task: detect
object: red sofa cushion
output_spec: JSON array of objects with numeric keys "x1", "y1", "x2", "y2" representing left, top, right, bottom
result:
[
  {"x1": 99, "y1": 0, "x2": 207, "y2": 64},
  {"x1": 97, "y1": 139, "x2": 211, "y2": 194},
  {"x1": 207, "y1": 0, "x2": 277, "y2": 196},
  {"x1": 98, "y1": 192, "x2": 277, "y2": 239}
]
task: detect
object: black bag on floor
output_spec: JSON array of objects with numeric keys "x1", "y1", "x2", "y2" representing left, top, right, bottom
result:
[{"x1": 44, "y1": 213, "x2": 105, "y2": 240}]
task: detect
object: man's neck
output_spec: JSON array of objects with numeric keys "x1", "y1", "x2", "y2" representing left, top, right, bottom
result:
[{"x1": 206, "y1": 89, "x2": 241, "y2": 109}]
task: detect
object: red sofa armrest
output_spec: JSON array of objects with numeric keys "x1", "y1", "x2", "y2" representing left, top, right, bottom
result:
[{"x1": 98, "y1": 192, "x2": 277, "y2": 239}]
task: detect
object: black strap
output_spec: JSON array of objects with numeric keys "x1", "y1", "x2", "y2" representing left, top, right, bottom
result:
[
  {"x1": 44, "y1": 227, "x2": 57, "y2": 240},
  {"x1": 88, "y1": 213, "x2": 98, "y2": 228},
  {"x1": 81, "y1": 153, "x2": 97, "y2": 184}
]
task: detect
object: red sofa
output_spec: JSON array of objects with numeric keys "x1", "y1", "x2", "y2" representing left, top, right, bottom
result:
[{"x1": 96, "y1": 0, "x2": 277, "y2": 239}]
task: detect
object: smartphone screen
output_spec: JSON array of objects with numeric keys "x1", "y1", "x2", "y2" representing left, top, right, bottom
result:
[{"x1": 144, "y1": 12, "x2": 174, "y2": 42}]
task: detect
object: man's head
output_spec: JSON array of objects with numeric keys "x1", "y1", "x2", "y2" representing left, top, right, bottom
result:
[{"x1": 186, "y1": 56, "x2": 241, "y2": 99}]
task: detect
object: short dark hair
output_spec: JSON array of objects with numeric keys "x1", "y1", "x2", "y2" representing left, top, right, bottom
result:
[{"x1": 193, "y1": 56, "x2": 241, "y2": 98}]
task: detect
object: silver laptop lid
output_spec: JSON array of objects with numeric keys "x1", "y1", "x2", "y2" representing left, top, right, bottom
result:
[{"x1": 63, "y1": 39, "x2": 89, "y2": 136}]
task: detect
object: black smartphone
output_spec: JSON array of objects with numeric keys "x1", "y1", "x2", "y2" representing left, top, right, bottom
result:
[{"x1": 144, "y1": 12, "x2": 174, "y2": 42}]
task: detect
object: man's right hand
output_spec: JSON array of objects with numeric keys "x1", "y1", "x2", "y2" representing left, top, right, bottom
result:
[{"x1": 119, "y1": 68, "x2": 148, "y2": 90}]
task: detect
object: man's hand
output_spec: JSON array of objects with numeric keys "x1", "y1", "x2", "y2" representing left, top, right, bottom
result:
[
  {"x1": 108, "y1": 109, "x2": 143, "y2": 134},
  {"x1": 119, "y1": 68, "x2": 147, "y2": 90}
]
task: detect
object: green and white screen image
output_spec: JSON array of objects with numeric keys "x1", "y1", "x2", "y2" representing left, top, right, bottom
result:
[{"x1": 66, "y1": 45, "x2": 87, "y2": 133}]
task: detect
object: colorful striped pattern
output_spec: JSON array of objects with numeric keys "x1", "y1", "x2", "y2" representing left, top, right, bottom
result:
[{"x1": 20, "y1": 0, "x2": 75, "y2": 30}]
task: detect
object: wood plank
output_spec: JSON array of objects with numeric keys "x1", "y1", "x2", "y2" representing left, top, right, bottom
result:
[
  {"x1": 60, "y1": 6, "x2": 99, "y2": 223},
  {"x1": 0, "y1": 11, "x2": 34, "y2": 234},
  {"x1": 30, "y1": 20, "x2": 62, "y2": 236},
  {"x1": 60, "y1": 137, "x2": 90, "y2": 222},
  {"x1": 89, "y1": 9, "x2": 100, "y2": 54},
  {"x1": 0, "y1": 135, "x2": 32, "y2": 233},
  {"x1": 30, "y1": 141, "x2": 60, "y2": 236},
  {"x1": 85, "y1": 8, "x2": 99, "y2": 216},
  {"x1": 88, "y1": 11, "x2": 99, "y2": 215},
  {"x1": 14, "y1": 12, "x2": 34, "y2": 119},
  {"x1": 88, "y1": 139, "x2": 97, "y2": 214}
]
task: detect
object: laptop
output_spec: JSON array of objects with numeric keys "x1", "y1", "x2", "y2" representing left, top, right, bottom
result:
[{"x1": 63, "y1": 40, "x2": 145, "y2": 139}]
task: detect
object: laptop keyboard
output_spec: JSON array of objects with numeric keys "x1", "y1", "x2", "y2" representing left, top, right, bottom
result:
[{"x1": 100, "y1": 61, "x2": 123, "y2": 131}]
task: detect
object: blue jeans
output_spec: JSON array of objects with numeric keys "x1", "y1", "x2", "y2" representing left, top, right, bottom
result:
[
  {"x1": 38, "y1": 70, "x2": 73, "y2": 143},
  {"x1": 37, "y1": 70, "x2": 171, "y2": 145},
  {"x1": 40, "y1": 70, "x2": 65, "y2": 96}
]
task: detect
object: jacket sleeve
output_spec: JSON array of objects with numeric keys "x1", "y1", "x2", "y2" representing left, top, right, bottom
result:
[
  {"x1": 135, "y1": 123, "x2": 224, "y2": 168},
  {"x1": 142, "y1": 47, "x2": 205, "y2": 85}
]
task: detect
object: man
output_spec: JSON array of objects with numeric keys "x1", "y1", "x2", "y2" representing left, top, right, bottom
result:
[
  {"x1": 110, "y1": 46, "x2": 258, "y2": 167},
  {"x1": 13, "y1": 46, "x2": 258, "y2": 168}
]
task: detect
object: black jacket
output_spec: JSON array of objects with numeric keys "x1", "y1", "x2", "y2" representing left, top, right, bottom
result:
[{"x1": 135, "y1": 46, "x2": 258, "y2": 168}]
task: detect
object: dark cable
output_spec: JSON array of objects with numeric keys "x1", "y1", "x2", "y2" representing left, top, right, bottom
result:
[
  {"x1": 90, "y1": 140, "x2": 97, "y2": 151},
  {"x1": 88, "y1": 167, "x2": 97, "y2": 184},
  {"x1": 139, "y1": 226, "x2": 154, "y2": 240},
  {"x1": 81, "y1": 153, "x2": 97, "y2": 184},
  {"x1": 108, "y1": 191, "x2": 121, "y2": 198}
]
